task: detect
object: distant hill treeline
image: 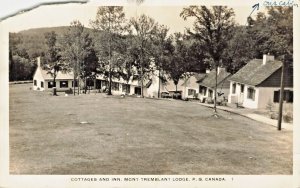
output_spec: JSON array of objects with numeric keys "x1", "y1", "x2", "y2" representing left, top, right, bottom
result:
[{"x1": 9, "y1": 26, "x2": 94, "y2": 81}]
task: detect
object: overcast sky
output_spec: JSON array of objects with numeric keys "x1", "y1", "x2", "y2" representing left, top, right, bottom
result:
[{"x1": 2, "y1": 3, "x2": 260, "y2": 34}]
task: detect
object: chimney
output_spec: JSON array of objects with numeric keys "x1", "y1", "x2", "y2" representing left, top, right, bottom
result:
[
  {"x1": 263, "y1": 54, "x2": 274, "y2": 65},
  {"x1": 37, "y1": 57, "x2": 41, "y2": 67},
  {"x1": 217, "y1": 67, "x2": 225, "y2": 75}
]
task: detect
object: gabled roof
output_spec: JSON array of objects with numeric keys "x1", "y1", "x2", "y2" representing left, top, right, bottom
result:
[
  {"x1": 197, "y1": 69, "x2": 231, "y2": 88},
  {"x1": 229, "y1": 59, "x2": 282, "y2": 86},
  {"x1": 40, "y1": 68, "x2": 74, "y2": 80},
  {"x1": 180, "y1": 73, "x2": 206, "y2": 87}
]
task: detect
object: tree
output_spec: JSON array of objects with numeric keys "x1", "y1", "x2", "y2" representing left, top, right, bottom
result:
[
  {"x1": 247, "y1": 7, "x2": 292, "y2": 60},
  {"x1": 223, "y1": 26, "x2": 255, "y2": 74},
  {"x1": 62, "y1": 20, "x2": 98, "y2": 95},
  {"x1": 129, "y1": 14, "x2": 158, "y2": 97},
  {"x1": 9, "y1": 33, "x2": 22, "y2": 81},
  {"x1": 181, "y1": 6, "x2": 235, "y2": 115},
  {"x1": 162, "y1": 33, "x2": 191, "y2": 93},
  {"x1": 151, "y1": 24, "x2": 170, "y2": 98},
  {"x1": 115, "y1": 34, "x2": 139, "y2": 86},
  {"x1": 44, "y1": 31, "x2": 63, "y2": 95},
  {"x1": 90, "y1": 6, "x2": 127, "y2": 95}
]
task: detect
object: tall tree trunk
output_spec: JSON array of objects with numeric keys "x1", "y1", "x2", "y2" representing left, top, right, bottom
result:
[
  {"x1": 73, "y1": 74, "x2": 76, "y2": 96},
  {"x1": 214, "y1": 65, "x2": 218, "y2": 114},
  {"x1": 77, "y1": 77, "x2": 80, "y2": 95},
  {"x1": 9, "y1": 50, "x2": 14, "y2": 81},
  {"x1": 53, "y1": 73, "x2": 57, "y2": 96},
  {"x1": 84, "y1": 77, "x2": 87, "y2": 94},
  {"x1": 158, "y1": 69, "x2": 160, "y2": 98},
  {"x1": 108, "y1": 67, "x2": 112, "y2": 95},
  {"x1": 140, "y1": 58, "x2": 144, "y2": 98}
]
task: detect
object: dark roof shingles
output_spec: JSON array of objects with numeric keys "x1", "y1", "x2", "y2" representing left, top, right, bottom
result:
[
  {"x1": 198, "y1": 69, "x2": 231, "y2": 88},
  {"x1": 229, "y1": 59, "x2": 282, "y2": 86}
]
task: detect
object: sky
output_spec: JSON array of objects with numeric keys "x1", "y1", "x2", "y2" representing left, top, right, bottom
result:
[{"x1": 1, "y1": 2, "x2": 259, "y2": 34}]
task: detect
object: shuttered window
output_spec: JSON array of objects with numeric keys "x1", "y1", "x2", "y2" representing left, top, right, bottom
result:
[{"x1": 274, "y1": 90, "x2": 293, "y2": 103}]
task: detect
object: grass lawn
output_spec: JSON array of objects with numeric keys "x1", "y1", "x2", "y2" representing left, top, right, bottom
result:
[{"x1": 9, "y1": 84, "x2": 292, "y2": 174}]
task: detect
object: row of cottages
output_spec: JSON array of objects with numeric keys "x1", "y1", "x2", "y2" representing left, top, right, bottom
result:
[
  {"x1": 228, "y1": 54, "x2": 293, "y2": 109},
  {"x1": 33, "y1": 57, "x2": 161, "y2": 97},
  {"x1": 33, "y1": 54, "x2": 293, "y2": 109}
]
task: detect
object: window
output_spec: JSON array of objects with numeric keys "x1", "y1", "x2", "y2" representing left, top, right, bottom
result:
[
  {"x1": 48, "y1": 81, "x2": 56, "y2": 88},
  {"x1": 274, "y1": 90, "x2": 293, "y2": 103},
  {"x1": 34, "y1": 80, "x2": 37, "y2": 86},
  {"x1": 112, "y1": 82, "x2": 119, "y2": 91},
  {"x1": 285, "y1": 90, "x2": 293, "y2": 103},
  {"x1": 122, "y1": 84, "x2": 130, "y2": 94},
  {"x1": 247, "y1": 87, "x2": 255, "y2": 100},
  {"x1": 232, "y1": 83, "x2": 236, "y2": 94},
  {"x1": 241, "y1": 84, "x2": 244, "y2": 93},
  {"x1": 41, "y1": 81, "x2": 44, "y2": 88},
  {"x1": 199, "y1": 86, "x2": 207, "y2": 95},
  {"x1": 135, "y1": 87, "x2": 141, "y2": 95},
  {"x1": 188, "y1": 89, "x2": 196, "y2": 96},
  {"x1": 60, "y1": 81, "x2": 68, "y2": 88}
]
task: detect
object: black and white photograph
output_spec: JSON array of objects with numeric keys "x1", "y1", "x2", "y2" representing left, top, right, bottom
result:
[{"x1": 0, "y1": 0, "x2": 299, "y2": 187}]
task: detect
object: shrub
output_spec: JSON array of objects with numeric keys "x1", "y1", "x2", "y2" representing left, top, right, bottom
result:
[
  {"x1": 283, "y1": 111, "x2": 293, "y2": 123},
  {"x1": 266, "y1": 100, "x2": 274, "y2": 112},
  {"x1": 270, "y1": 112, "x2": 278, "y2": 120}
]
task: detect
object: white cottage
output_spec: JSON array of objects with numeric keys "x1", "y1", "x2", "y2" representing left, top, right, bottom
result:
[
  {"x1": 32, "y1": 57, "x2": 74, "y2": 91},
  {"x1": 228, "y1": 55, "x2": 293, "y2": 109},
  {"x1": 197, "y1": 67, "x2": 231, "y2": 103}
]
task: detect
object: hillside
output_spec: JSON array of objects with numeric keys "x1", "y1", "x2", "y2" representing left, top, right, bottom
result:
[
  {"x1": 9, "y1": 26, "x2": 96, "y2": 81},
  {"x1": 10, "y1": 26, "x2": 95, "y2": 58}
]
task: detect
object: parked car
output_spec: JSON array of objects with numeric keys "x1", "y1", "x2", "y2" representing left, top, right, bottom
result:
[
  {"x1": 161, "y1": 92, "x2": 171, "y2": 98},
  {"x1": 172, "y1": 91, "x2": 182, "y2": 99}
]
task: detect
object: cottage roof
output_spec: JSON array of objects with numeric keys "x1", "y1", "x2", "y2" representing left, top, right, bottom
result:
[
  {"x1": 197, "y1": 69, "x2": 231, "y2": 88},
  {"x1": 180, "y1": 73, "x2": 206, "y2": 87},
  {"x1": 40, "y1": 69, "x2": 74, "y2": 80},
  {"x1": 229, "y1": 59, "x2": 282, "y2": 86}
]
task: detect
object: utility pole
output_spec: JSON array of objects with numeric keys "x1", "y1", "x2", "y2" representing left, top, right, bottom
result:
[{"x1": 277, "y1": 56, "x2": 285, "y2": 131}]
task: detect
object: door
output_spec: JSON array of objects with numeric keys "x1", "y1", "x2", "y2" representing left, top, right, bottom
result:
[{"x1": 134, "y1": 87, "x2": 141, "y2": 95}]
